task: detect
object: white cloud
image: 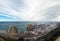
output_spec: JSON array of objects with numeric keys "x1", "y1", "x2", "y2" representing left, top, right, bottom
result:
[
  {"x1": 0, "y1": 0, "x2": 60, "y2": 21},
  {"x1": 52, "y1": 15, "x2": 60, "y2": 21}
]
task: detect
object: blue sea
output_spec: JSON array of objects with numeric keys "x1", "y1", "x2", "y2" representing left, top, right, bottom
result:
[
  {"x1": 0, "y1": 21, "x2": 57, "y2": 32},
  {"x1": 0, "y1": 21, "x2": 39, "y2": 32}
]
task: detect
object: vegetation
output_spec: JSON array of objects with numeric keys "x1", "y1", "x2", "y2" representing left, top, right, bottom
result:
[
  {"x1": 36, "y1": 25, "x2": 60, "y2": 41},
  {"x1": 0, "y1": 25, "x2": 60, "y2": 41}
]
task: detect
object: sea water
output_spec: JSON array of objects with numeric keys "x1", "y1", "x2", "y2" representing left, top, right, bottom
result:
[
  {"x1": 0, "y1": 21, "x2": 56, "y2": 32},
  {"x1": 0, "y1": 21, "x2": 41, "y2": 32}
]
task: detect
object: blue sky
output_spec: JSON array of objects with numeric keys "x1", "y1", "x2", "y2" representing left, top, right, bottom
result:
[{"x1": 0, "y1": 0, "x2": 60, "y2": 21}]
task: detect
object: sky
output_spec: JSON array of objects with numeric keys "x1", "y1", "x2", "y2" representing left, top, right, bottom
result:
[{"x1": 0, "y1": 0, "x2": 60, "y2": 21}]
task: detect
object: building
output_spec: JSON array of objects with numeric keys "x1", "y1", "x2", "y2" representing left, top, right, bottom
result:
[
  {"x1": 26, "y1": 24, "x2": 33, "y2": 31},
  {"x1": 7, "y1": 26, "x2": 20, "y2": 39},
  {"x1": 8, "y1": 26, "x2": 19, "y2": 33}
]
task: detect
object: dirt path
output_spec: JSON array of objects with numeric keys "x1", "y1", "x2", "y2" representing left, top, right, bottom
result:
[{"x1": 55, "y1": 37, "x2": 60, "y2": 41}]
